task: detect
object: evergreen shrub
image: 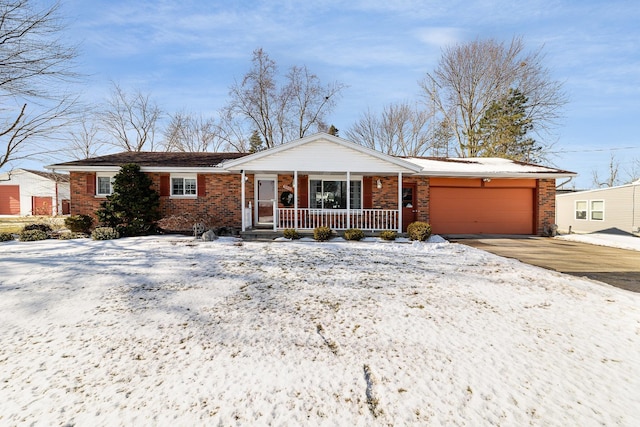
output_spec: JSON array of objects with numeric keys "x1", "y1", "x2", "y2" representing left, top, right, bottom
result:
[
  {"x1": 313, "y1": 226, "x2": 332, "y2": 241},
  {"x1": 64, "y1": 214, "x2": 93, "y2": 233},
  {"x1": 343, "y1": 228, "x2": 365, "y2": 241},
  {"x1": 19, "y1": 229, "x2": 48, "y2": 241},
  {"x1": 283, "y1": 228, "x2": 300, "y2": 239},
  {"x1": 91, "y1": 227, "x2": 120, "y2": 240},
  {"x1": 407, "y1": 221, "x2": 432, "y2": 241},
  {"x1": 379, "y1": 230, "x2": 397, "y2": 241}
]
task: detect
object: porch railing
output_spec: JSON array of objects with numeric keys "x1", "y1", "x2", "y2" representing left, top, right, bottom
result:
[{"x1": 277, "y1": 208, "x2": 398, "y2": 231}]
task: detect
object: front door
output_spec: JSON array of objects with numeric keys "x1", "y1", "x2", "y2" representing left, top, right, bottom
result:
[
  {"x1": 256, "y1": 178, "x2": 276, "y2": 225},
  {"x1": 402, "y1": 183, "x2": 417, "y2": 231}
]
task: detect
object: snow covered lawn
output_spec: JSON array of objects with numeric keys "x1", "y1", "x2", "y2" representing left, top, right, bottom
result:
[
  {"x1": 1, "y1": 236, "x2": 639, "y2": 426},
  {"x1": 556, "y1": 233, "x2": 640, "y2": 252}
]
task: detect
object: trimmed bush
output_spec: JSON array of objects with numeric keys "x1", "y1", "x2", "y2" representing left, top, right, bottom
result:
[
  {"x1": 0, "y1": 232, "x2": 15, "y2": 242},
  {"x1": 19, "y1": 229, "x2": 48, "y2": 241},
  {"x1": 407, "y1": 221, "x2": 432, "y2": 241},
  {"x1": 91, "y1": 227, "x2": 120, "y2": 240},
  {"x1": 379, "y1": 230, "x2": 397, "y2": 241},
  {"x1": 58, "y1": 232, "x2": 88, "y2": 240},
  {"x1": 344, "y1": 228, "x2": 365, "y2": 241},
  {"x1": 313, "y1": 226, "x2": 332, "y2": 242},
  {"x1": 283, "y1": 228, "x2": 300, "y2": 240},
  {"x1": 64, "y1": 214, "x2": 93, "y2": 233},
  {"x1": 23, "y1": 223, "x2": 52, "y2": 233}
]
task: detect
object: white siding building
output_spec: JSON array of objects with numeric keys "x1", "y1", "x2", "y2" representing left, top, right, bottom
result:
[
  {"x1": 556, "y1": 180, "x2": 640, "y2": 235},
  {"x1": 0, "y1": 169, "x2": 70, "y2": 216}
]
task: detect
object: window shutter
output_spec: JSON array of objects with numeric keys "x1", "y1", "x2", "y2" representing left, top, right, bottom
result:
[
  {"x1": 363, "y1": 176, "x2": 373, "y2": 208},
  {"x1": 160, "y1": 175, "x2": 170, "y2": 196},
  {"x1": 197, "y1": 174, "x2": 206, "y2": 197},
  {"x1": 86, "y1": 173, "x2": 96, "y2": 195},
  {"x1": 297, "y1": 175, "x2": 308, "y2": 208}
]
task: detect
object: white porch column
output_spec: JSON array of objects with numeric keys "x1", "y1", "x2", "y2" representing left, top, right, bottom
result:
[
  {"x1": 398, "y1": 172, "x2": 403, "y2": 233},
  {"x1": 346, "y1": 171, "x2": 351, "y2": 229},
  {"x1": 294, "y1": 170, "x2": 298, "y2": 229},
  {"x1": 241, "y1": 170, "x2": 246, "y2": 232}
]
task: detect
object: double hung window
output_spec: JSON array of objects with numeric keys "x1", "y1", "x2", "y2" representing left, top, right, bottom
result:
[{"x1": 171, "y1": 176, "x2": 197, "y2": 196}]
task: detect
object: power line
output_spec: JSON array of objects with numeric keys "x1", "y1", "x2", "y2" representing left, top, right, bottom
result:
[{"x1": 550, "y1": 146, "x2": 638, "y2": 154}]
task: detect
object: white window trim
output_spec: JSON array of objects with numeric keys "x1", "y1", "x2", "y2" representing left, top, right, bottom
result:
[
  {"x1": 590, "y1": 199, "x2": 605, "y2": 221},
  {"x1": 308, "y1": 175, "x2": 363, "y2": 210},
  {"x1": 95, "y1": 173, "x2": 115, "y2": 197},
  {"x1": 574, "y1": 200, "x2": 588, "y2": 221},
  {"x1": 170, "y1": 174, "x2": 198, "y2": 198}
]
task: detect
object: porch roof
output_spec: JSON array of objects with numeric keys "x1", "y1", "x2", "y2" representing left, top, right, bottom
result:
[{"x1": 221, "y1": 133, "x2": 422, "y2": 174}]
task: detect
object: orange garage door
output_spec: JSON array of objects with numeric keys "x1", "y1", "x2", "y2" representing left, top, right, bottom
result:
[
  {"x1": 430, "y1": 187, "x2": 534, "y2": 234},
  {"x1": 0, "y1": 185, "x2": 20, "y2": 215}
]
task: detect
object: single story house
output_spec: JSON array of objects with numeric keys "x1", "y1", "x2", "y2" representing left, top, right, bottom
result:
[
  {"x1": 0, "y1": 169, "x2": 70, "y2": 216},
  {"x1": 47, "y1": 133, "x2": 575, "y2": 235},
  {"x1": 556, "y1": 179, "x2": 640, "y2": 235}
]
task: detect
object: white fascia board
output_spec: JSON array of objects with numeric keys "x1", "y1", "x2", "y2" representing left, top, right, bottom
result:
[
  {"x1": 46, "y1": 165, "x2": 232, "y2": 174},
  {"x1": 420, "y1": 171, "x2": 578, "y2": 179}
]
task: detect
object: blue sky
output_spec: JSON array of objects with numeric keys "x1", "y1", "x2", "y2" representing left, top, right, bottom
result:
[{"x1": 44, "y1": 0, "x2": 640, "y2": 188}]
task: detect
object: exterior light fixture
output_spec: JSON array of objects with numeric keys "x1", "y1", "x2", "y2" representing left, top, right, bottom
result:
[{"x1": 376, "y1": 179, "x2": 382, "y2": 189}]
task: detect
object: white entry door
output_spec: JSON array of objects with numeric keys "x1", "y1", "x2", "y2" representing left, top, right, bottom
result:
[{"x1": 256, "y1": 178, "x2": 276, "y2": 225}]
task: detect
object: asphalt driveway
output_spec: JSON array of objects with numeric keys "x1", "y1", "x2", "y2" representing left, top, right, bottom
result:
[{"x1": 450, "y1": 236, "x2": 640, "y2": 293}]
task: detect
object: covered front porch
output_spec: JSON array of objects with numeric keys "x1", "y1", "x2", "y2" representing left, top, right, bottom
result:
[{"x1": 222, "y1": 134, "x2": 423, "y2": 233}]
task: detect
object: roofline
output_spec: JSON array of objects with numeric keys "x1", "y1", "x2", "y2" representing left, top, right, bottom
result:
[
  {"x1": 222, "y1": 132, "x2": 423, "y2": 173},
  {"x1": 557, "y1": 180, "x2": 639, "y2": 196},
  {"x1": 418, "y1": 171, "x2": 578, "y2": 179},
  {"x1": 46, "y1": 165, "x2": 234, "y2": 174}
]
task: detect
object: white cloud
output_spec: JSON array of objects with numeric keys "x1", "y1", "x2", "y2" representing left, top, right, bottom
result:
[{"x1": 413, "y1": 27, "x2": 464, "y2": 48}]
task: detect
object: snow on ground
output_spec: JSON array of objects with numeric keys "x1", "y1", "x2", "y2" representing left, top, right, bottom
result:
[
  {"x1": 1, "y1": 236, "x2": 639, "y2": 426},
  {"x1": 556, "y1": 233, "x2": 640, "y2": 252}
]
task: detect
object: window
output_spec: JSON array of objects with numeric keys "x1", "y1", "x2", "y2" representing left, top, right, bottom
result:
[
  {"x1": 575, "y1": 201, "x2": 587, "y2": 220},
  {"x1": 171, "y1": 176, "x2": 197, "y2": 196},
  {"x1": 590, "y1": 200, "x2": 604, "y2": 221},
  {"x1": 309, "y1": 179, "x2": 362, "y2": 209},
  {"x1": 96, "y1": 174, "x2": 114, "y2": 196}
]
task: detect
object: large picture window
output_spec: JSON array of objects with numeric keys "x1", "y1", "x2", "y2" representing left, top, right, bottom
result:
[
  {"x1": 171, "y1": 176, "x2": 197, "y2": 196},
  {"x1": 310, "y1": 179, "x2": 362, "y2": 209}
]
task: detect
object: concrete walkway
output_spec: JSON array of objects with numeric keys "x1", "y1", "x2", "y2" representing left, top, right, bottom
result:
[{"x1": 450, "y1": 236, "x2": 640, "y2": 293}]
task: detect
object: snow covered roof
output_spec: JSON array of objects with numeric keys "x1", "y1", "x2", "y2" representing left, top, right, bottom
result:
[{"x1": 403, "y1": 157, "x2": 576, "y2": 178}]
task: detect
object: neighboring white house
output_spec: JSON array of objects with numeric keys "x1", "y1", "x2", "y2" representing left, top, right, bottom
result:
[
  {"x1": 556, "y1": 179, "x2": 640, "y2": 235},
  {"x1": 0, "y1": 169, "x2": 70, "y2": 216}
]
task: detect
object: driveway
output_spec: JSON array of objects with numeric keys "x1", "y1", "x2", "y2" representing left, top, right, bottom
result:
[{"x1": 449, "y1": 236, "x2": 640, "y2": 293}]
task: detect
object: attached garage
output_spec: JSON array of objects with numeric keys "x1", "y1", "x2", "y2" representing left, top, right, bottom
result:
[
  {"x1": 429, "y1": 178, "x2": 536, "y2": 235},
  {"x1": 0, "y1": 185, "x2": 21, "y2": 215}
]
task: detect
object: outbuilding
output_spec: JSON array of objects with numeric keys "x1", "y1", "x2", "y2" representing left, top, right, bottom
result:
[{"x1": 0, "y1": 169, "x2": 70, "y2": 216}]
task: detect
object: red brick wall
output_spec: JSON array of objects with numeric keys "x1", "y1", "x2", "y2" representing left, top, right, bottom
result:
[
  {"x1": 536, "y1": 178, "x2": 556, "y2": 235},
  {"x1": 69, "y1": 171, "x2": 246, "y2": 228}
]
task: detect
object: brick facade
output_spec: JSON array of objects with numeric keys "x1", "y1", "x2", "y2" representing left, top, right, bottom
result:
[
  {"x1": 69, "y1": 171, "x2": 555, "y2": 235},
  {"x1": 535, "y1": 178, "x2": 557, "y2": 235}
]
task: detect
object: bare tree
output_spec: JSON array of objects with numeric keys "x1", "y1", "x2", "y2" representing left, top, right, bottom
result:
[
  {"x1": 592, "y1": 154, "x2": 621, "y2": 188},
  {"x1": 162, "y1": 111, "x2": 225, "y2": 152},
  {"x1": 419, "y1": 36, "x2": 566, "y2": 160},
  {"x1": 67, "y1": 114, "x2": 106, "y2": 159},
  {"x1": 225, "y1": 48, "x2": 346, "y2": 149},
  {"x1": 347, "y1": 101, "x2": 432, "y2": 156},
  {"x1": 0, "y1": 0, "x2": 80, "y2": 168},
  {"x1": 100, "y1": 83, "x2": 162, "y2": 152}
]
